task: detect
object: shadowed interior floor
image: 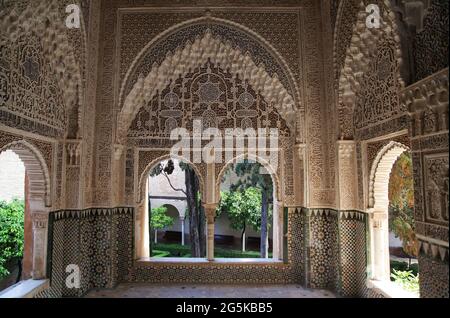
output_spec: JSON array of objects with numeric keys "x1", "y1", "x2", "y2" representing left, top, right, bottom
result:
[{"x1": 85, "y1": 283, "x2": 337, "y2": 298}]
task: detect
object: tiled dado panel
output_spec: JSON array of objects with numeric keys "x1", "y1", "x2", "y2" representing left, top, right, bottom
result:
[
  {"x1": 307, "y1": 209, "x2": 339, "y2": 290},
  {"x1": 35, "y1": 207, "x2": 369, "y2": 297},
  {"x1": 338, "y1": 211, "x2": 367, "y2": 298},
  {"x1": 418, "y1": 254, "x2": 449, "y2": 298},
  {"x1": 34, "y1": 208, "x2": 134, "y2": 298},
  {"x1": 130, "y1": 208, "x2": 308, "y2": 284}
]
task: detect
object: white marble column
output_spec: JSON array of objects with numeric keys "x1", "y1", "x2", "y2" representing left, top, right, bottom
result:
[
  {"x1": 370, "y1": 211, "x2": 390, "y2": 281},
  {"x1": 31, "y1": 212, "x2": 48, "y2": 279},
  {"x1": 203, "y1": 203, "x2": 218, "y2": 261}
]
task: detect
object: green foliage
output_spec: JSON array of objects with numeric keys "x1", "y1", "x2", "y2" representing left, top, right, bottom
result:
[
  {"x1": 390, "y1": 260, "x2": 419, "y2": 276},
  {"x1": 151, "y1": 249, "x2": 171, "y2": 258},
  {"x1": 217, "y1": 187, "x2": 272, "y2": 233},
  {"x1": 150, "y1": 206, "x2": 174, "y2": 230},
  {"x1": 151, "y1": 243, "x2": 273, "y2": 258},
  {"x1": 388, "y1": 152, "x2": 418, "y2": 257},
  {"x1": 151, "y1": 243, "x2": 191, "y2": 257},
  {"x1": 390, "y1": 269, "x2": 420, "y2": 294},
  {"x1": 0, "y1": 199, "x2": 25, "y2": 279},
  {"x1": 227, "y1": 160, "x2": 273, "y2": 195}
]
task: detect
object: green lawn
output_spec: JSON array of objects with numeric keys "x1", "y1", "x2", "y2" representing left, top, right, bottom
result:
[{"x1": 151, "y1": 243, "x2": 272, "y2": 258}]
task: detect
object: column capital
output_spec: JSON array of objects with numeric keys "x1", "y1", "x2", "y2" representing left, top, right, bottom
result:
[
  {"x1": 203, "y1": 203, "x2": 218, "y2": 224},
  {"x1": 31, "y1": 212, "x2": 48, "y2": 229}
]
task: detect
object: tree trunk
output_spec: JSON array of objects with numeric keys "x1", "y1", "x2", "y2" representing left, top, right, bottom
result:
[
  {"x1": 154, "y1": 229, "x2": 158, "y2": 244},
  {"x1": 260, "y1": 190, "x2": 268, "y2": 258},
  {"x1": 241, "y1": 225, "x2": 246, "y2": 252},
  {"x1": 198, "y1": 202, "x2": 206, "y2": 257},
  {"x1": 196, "y1": 175, "x2": 206, "y2": 257},
  {"x1": 185, "y1": 168, "x2": 201, "y2": 257},
  {"x1": 16, "y1": 258, "x2": 22, "y2": 283},
  {"x1": 148, "y1": 194, "x2": 152, "y2": 256}
]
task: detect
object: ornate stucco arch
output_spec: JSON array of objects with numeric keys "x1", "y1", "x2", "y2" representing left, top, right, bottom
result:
[
  {"x1": 0, "y1": 139, "x2": 52, "y2": 279},
  {"x1": 117, "y1": 16, "x2": 302, "y2": 144},
  {"x1": 368, "y1": 141, "x2": 409, "y2": 210},
  {"x1": 367, "y1": 140, "x2": 409, "y2": 281},
  {"x1": 0, "y1": 139, "x2": 52, "y2": 207},
  {"x1": 334, "y1": 0, "x2": 405, "y2": 139}
]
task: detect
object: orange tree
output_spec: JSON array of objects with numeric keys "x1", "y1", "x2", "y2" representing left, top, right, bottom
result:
[{"x1": 388, "y1": 152, "x2": 418, "y2": 258}]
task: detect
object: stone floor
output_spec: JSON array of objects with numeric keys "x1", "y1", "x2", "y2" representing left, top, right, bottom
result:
[{"x1": 85, "y1": 283, "x2": 337, "y2": 298}]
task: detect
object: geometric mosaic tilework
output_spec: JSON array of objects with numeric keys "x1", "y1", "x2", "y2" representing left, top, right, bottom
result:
[
  {"x1": 308, "y1": 209, "x2": 340, "y2": 290},
  {"x1": 34, "y1": 207, "x2": 134, "y2": 298},
  {"x1": 338, "y1": 211, "x2": 367, "y2": 297},
  {"x1": 418, "y1": 253, "x2": 449, "y2": 298},
  {"x1": 34, "y1": 206, "x2": 374, "y2": 297}
]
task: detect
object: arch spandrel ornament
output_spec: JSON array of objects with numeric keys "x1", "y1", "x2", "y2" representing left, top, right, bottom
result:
[{"x1": 117, "y1": 16, "x2": 302, "y2": 144}]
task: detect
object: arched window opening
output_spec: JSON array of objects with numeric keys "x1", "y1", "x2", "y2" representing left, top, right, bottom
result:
[
  {"x1": 388, "y1": 152, "x2": 419, "y2": 295},
  {"x1": 0, "y1": 150, "x2": 27, "y2": 292},
  {"x1": 216, "y1": 159, "x2": 276, "y2": 259},
  {"x1": 146, "y1": 159, "x2": 206, "y2": 259},
  {"x1": 369, "y1": 141, "x2": 419, "y2": 296}
]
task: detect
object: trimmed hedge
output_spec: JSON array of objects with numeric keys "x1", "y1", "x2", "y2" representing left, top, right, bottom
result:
[
  {"x1": 390, "y1": 260, "x2": 419, "y2": 277},
  {"x1": 151, "y1": 243, "x2": 273, "y2": 258}
]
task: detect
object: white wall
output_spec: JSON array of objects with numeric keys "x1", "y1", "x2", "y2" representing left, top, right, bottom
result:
[
  {"x1": 389, "y1": 231, "x2": 403, "y2": 248},
  {"x1": 0, "y1": 150, "x2": 25, "y2": 202},
  {"x1": 148, "y1": 159, "x2": 186, "y2": 197}
]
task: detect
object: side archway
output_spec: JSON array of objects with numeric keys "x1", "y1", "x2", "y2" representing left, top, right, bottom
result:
[
  {"x1": 0, "y1": 139, "x2": 52, "y2": 279},
  {"x1": 368, "y1": 141, "x2": 410, "y2": 281}
]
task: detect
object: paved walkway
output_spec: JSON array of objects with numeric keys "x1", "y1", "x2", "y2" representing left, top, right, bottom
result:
[{"x1": 85, "y1": 283, "x2": 336, "y2": 298}]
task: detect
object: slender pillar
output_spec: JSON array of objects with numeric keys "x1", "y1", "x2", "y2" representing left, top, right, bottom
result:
[
  {"x1": 203, "y1": 203, "x2": 218, "y2": 261},
  {"x1": 371, "y1": 211, "x2": 389, "y2": 281},
  {"x1": 31, "y1": 212, "x2": 48, "y2": 279},
  {"x1": 180, "y1": 217, "x2": 185, "y2": 246}
]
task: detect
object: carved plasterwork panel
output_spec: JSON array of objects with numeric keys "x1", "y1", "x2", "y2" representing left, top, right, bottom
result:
[
  {"x1": 423, "y1": 154, "x2": 449, "y2": 226},
  {"x1": 128, "y1": 61, "x2": 290, "y2": 140},
  {"x1": 413, "y1": 0, "x2": 449, "y2": 82},
  {"x1": 335, "y1": 0, "x2": 404, "y2": 140},
  {"x1": 0, "y1": 0, "x2": 86, "y2": 138},
  {"x1": 0, "y1": 34, "x2": 66, "y2": 135},
  {"x1": 354, "y1": 41, "x2": 404, "y2": 131}
]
